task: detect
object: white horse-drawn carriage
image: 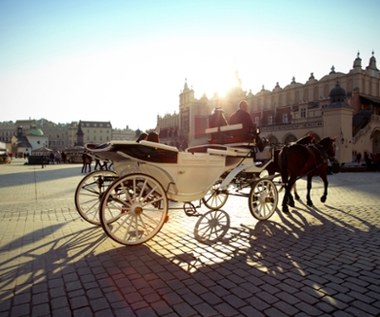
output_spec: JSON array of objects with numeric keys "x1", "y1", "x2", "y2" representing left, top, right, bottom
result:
[{"x1": 74, "y1": 124, "x2": 279, "y2": 245}]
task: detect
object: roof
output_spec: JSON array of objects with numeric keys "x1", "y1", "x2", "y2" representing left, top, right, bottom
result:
[
  {"x1": 359, "y1": 94, "x2": 380, "y2": 106},
  {"x1": 353, "y1": 110, "x2": 372, "y2": 136},
  {"x1": 79, "y1": 121, "x2": 112, "y2": 128},
  {"x1": 17, "y1": 135, "x2": 32, "y2": 148},
  {"x1": 28, "y1": 127, "x2": 44, "y2": 136}
]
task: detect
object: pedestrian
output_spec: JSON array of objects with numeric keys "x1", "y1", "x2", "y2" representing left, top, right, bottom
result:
[
  {"x1": 364, "y1": 151, "x2": 372, "y2": 170},
  {"x1": 41, "y1": 155, "x2": 47, "y2": 168},
  {"x1": 49, "y1": 151, "x2": 55, "y2": 164},
  {"x1": 61, "y1": 151, "x2": 67, "y2": 163},
  {"x1": 101, "y1": 160, "x2": 108, "y2": 170},
  {"x1": 81, "y1": 152, "x2": 92, "y2": 173},
  {"x1": 356, "y1": 152, "x2": 362, "y2": 164},
  {"x1": 94, "y1": 159, "x2": 101, "y2": 170}
]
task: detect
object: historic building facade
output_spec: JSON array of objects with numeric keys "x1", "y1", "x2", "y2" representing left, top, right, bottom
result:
[
  {"x1": 0, "y1": 119, "x2": 135, "y2": 155},
  {"x1": 157, "y1": 52, "x2": 380, "y2": 165},
  {"x1": 76, "y1": 121, "x2": 113, "y2": 146}
]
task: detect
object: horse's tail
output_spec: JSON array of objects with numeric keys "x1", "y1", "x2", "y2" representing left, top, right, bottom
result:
[
  {"x1": 279, "y1": 146, "x2": 289, "y2": 186},
  {"x1": 267, "y1": 148, "x2": 279, "y2": 176}
]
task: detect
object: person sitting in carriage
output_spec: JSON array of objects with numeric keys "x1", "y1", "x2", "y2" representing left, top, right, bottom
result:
[
  {"x1": 228, "y1": 100, "x2": 258, "y2": 143},
  {"x1": 208, "y1": 106, "x2": 228, "y2": 143}
]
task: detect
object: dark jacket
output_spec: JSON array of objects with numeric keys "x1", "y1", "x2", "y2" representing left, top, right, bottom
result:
[{"x1": 229, "y1": 109, "x2": 255, "y2": 140}]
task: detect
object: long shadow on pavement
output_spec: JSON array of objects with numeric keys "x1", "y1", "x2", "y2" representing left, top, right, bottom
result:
[{"x1": 0, "y1": 201, "x2": 379, "y2": 317}]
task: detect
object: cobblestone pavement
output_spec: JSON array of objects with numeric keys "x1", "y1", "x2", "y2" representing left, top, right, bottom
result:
[{"x1": 0, "y1": 159, "x2": 379, "y2": 317}]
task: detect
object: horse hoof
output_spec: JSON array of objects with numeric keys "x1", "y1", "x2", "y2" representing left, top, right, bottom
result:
[
  {"x1": 321, "y1": 196, "x2": 326, "y2": 203},
  {"x1": 282, "y1": 206, "x2": 289, "y2": 213},
  {"x1": 289, "y1": 201, "x2": 295, "y2": 208},
  {"x1": 307, "y1": 201, "x2": 313, "y2": 207}
]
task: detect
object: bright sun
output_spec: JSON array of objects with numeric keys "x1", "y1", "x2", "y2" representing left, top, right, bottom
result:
[{"x1": 191, "y1": 62, "x2": 238, "y2": 99}]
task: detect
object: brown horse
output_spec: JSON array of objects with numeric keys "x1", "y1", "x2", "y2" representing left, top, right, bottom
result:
[
  {"x1": 266, "y1": 134, "x2": 315, "y2": 175},
  {"x1": 278, "y1": 137, "x2": 336, "y2": 213}
]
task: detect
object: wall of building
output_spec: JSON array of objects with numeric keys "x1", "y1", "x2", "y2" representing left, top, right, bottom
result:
[{"x1": 157, "y1": 52, "x2": 380, "y2": 164}]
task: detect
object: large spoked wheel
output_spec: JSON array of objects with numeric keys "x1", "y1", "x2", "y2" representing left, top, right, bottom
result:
[
  {"x1": 201, "y1": 181, "x2": 229, "y2": 210},
  {"x1": 74, "y1": 170, "x2": 118, "y2": 225},
  {"x1": 248, "y1": 178, "x2": 278, "y2": 220},
  {"x1": 99, "y1": 173, "x2": 168, "y2": 245}
]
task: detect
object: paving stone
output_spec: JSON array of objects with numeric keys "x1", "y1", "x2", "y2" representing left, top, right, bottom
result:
[
  {"x1": 1, "y1": 163, "x2": 380, "y2": 317},
  {"x1": 51, "y1": 307, "x2": 72, "y2": 317}
]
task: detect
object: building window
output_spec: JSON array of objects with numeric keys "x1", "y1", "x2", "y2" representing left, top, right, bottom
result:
[
  {"x1": 268, "y1": 115, "x2": 273, "y2": 125},
  {"x1": 282, "y1": 113, "x2": 288, "y2": 124},
  {"x1": 300, "y1": 108, "x2": 306, "y2": 118}
]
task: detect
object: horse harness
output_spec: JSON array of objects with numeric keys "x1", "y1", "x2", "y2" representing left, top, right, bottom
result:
[{"x1": 301, "y1": 143, "x2": 330, "y2": 178}]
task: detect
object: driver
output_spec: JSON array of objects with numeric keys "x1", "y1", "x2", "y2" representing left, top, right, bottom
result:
[{"x1": 229, "y1": 100, "x2": 257, "y2": 142}]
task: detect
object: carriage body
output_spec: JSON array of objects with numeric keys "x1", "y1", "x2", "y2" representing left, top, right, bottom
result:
[
  {"x1": 89, "y1": 140, "x2": 248, "y2": 202},
  {"x1": 138, "y1": 151, "x2": 239, "y2": 202}
]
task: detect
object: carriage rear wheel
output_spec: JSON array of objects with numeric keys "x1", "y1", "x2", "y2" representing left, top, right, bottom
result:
[
  {"x1": 201, "y1": 181, "x2": 229, "y2": 210},
  {"x1": 99, "y1": 173, "x2": 168, "y2": 245},
  {"x1": 74, "y1": 170, "x2": 118, "y2": 225},
  {"x1": 248, "y1": 178, "x2": 278, "y2": 220}
]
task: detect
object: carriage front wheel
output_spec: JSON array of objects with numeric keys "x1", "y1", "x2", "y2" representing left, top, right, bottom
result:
[
  {"x1": 248, "y1": 178, "x2": 278, "y2": 220},
  {"x1": 74, "y1": 169, "x2": 118, "y2": 225},
  {"x1": 99, "y1": 173, "x2": 168, "y2": 245},
  {"x1": 201, "y1": 180, "x2": 229, "y2": 210}
]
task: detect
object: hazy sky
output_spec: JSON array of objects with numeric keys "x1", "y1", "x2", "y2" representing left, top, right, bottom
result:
[{"x1": 1, "y1": 0, "x2": 379, "y2": 131}]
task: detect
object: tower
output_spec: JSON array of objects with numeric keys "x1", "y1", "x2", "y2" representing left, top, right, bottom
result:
[{"x1": 323, "y1": 82, "x2": 353, "y2": 163}]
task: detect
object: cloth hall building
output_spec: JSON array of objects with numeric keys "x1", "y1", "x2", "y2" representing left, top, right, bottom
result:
[{"x1": 157, "y1": 52, "x2": 380, "y2": 166}]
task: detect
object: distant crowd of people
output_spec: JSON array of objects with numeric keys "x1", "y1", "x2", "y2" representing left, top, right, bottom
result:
[
  {"x1": 354, "y1": 150, "x2": 380, "y2": 171},
  {"x1": 81, "y1": 153, "x2": 112, "y2": 173}
]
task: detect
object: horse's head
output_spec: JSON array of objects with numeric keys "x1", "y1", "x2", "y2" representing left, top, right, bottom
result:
[
  {"x1": 319, "y1": 137, "x2": 336, "y2": 159},
  {"x1": 295, "y1": 133, "x2": 315, "y2": 145}
]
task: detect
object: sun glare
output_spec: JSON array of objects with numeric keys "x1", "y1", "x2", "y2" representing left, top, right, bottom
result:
[{"x1": 187, "y1": 58, "x2": 238, "y2": 100}]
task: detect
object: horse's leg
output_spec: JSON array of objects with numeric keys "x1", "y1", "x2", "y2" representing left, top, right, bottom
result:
[
  {"x1": 281, "y1": 176, "x2": 289, "y2": 213},
  {"x1": 281, "y1": 176, "x2": 292, "y2": 213},
  {"x1": 282, "y1": 184, "x2": 290, "y2": 213},
  {"x1": 288, "y1": 177, "x2": 299, "y2": 207},
  {"x1": 293, "y1": 182, "x2": 300, "y2": 201},
  {"x1": 306, "y1": 175, "x2": 313, "y2": 206},
  {"x1": 320, "y1": 174, "x2": 328, "y2": 203},
  {"x1": 286, "y1": 177, "x2": 297, "y2": 208}
]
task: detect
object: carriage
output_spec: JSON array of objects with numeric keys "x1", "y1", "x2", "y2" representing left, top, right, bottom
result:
[{"x1": 74, "y1": 124, "x2": 280, "y2": 246}]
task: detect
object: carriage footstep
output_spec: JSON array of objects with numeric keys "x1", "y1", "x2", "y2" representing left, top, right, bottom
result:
[{"x1": 183, "y1": 202, "x2": 201, "y2": 217}]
